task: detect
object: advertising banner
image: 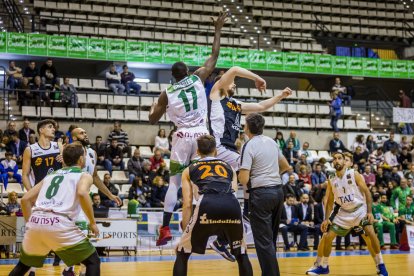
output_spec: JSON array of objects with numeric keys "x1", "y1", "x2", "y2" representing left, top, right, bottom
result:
[
  {"x1": 162, "y1": 43, "x2": 181, "y2": 64},
  {"x1": 91, "y1": 219, "x2": 137, "y2": 247},
  {"x1": 362, "y1": 58, "x2": 379, "y2": 77},
  {"x1": 348, "y1": 57, "x2": 363, "y2": 76},
  {"x1": 88, "y1": 38, "x2": 107, "y2": 60},
  {"x1": 145, "y1": 42, "x2": 162, "y2": 63},
  {"x1": 7, "y1": 32, "x2": 27, "y2": 54},
  {"x1": 332, "y1": 56, "x2": 348, "y2": 75},
  {"x1": 284, "y1": 52, "x2": 300, "y2": 72},
  {"x1": 217, "y1": 47, "x2": 234, "y2": 68},
  {"x1": 393, "y1": 60, "x2": 408, "y2": 79},
  {"x1": 379, "y1": 59, "x2": 394, "y2": 78},
  {"x1": 301, "y1": 54, "x2": 317, "y2": 73},
  {"x1": 249, "y1": 50, "x2": 267, "y2": 70},
  {"x1": 126, "y1": 41, "x2": 145, "y2": 62},
  {"x1": 28, "y1": 34, "x2": 48, "y2": 56},
  {"x1": 234, "y1": 48, "x2": 250, "y2": 68},
  {"x1": 68, "y1": 36, "x2": 88, "y2": 59},
  {"x1": 181, "y1": 45, "x2": 199, "y2": 66},
  {"x1": 0, "y1": 32, "x2": 6, "y2": 53},
  {"x1": 393, "y1": 107, "x2": 414, "y2": 123},
  {"x1": 107, "y1": 39, "x2": 126, "y2": 61},
  {"x1": 47, "y1": 36, "x2": 67, "y2": 57},
  {"x1": 316, "y1": 55, "x2": 332, "y2": 74}
]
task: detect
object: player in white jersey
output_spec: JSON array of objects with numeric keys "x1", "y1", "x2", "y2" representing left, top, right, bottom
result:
[
  {"x1": 208, "y1": 66, "x2": 292, "y2": 260},
  {"x1": 9, "y1": 143, "x2": 101, "y2": 276},
  {"x1": 149, "y1": 11, "x2": 229, "y2": 246},
  {"x1": 306, "y1": 152, "x2": 388, "y2": 276}
]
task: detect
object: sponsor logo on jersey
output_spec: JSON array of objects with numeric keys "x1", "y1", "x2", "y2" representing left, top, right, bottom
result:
[
  {"x1": 47, "y1": 168, "x2": 55, "y2": 174},
  {"x1": 35, "y1": 157, "x2": 43, "y2": 166},
  {"x1": 176, "y1": 131, "x2": 208, "y2": 139},
  {"x1": 30, "y1": 215, "x2": 60, "y2": 226},
  {"x1": 53, "y1": 145, "x2": 59, "y2": 150},
  {"x1": 199, "y1": 213, "x2": 241, "y2": 225},
  {"x1": 226, "y1": 101, "x2": 241, "y2": 112},
  {"x1": 338, "y1": 193, "x2": 355, "y2": 204}
]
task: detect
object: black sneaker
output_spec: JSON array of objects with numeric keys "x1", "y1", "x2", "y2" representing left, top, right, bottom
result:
[
  {"x1": 62, "y1": 267, "x2": 76, "y2": 276},
  {"x1": 210, "y1": 240, "x2": 236, "y2": 262},
  {"x1": 29, "y1": 272, "x2": 35, "y2": 276},
  {"x1": 53, "y1": 256, "x2": 61, "y2": 266}
]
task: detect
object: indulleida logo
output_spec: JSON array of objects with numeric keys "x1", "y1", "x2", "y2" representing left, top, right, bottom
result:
[{"x1": 199, "y1": 213, "x2": 241, "y2": 225}]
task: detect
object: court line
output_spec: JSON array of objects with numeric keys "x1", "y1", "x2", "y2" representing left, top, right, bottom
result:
[{"x1": 0, "y1": 250, "x2": 410, "y2": 265}]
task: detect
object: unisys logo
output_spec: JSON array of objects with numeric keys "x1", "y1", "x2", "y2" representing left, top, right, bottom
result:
[{"x1": 177, "y1": 132, "x2": 184, "y2": 138}]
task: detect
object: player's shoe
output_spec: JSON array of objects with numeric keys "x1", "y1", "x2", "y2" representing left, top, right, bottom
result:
[
  {"x1": 377, "y1": 264, "x2": 388, "y2": 276},
  {"x1": 306, "y1": 265, "x2": 329, "y2": 275},
  {"x1": 62, "y1": 267, "x2": 75, "y2": 276},
  {"x1": 156, "y1": 226, "x2": 172, "y2": 246},
  {"x1": 210, "y1": 240, "x2": 236, "y2": 262},
  {"x1": 28, "y1": 272, "x2": 35, "y2": 276}
]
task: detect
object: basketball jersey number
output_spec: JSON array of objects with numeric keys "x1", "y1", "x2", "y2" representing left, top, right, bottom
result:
[
  {"x1": 45, "y1": 175, "x2": 64, "y2": 199},
  {"x1": 45, "y1": 156, "x2": 54, "y2": 167},
  {"x1": 178, "y1": 87, "x2": 198, "y2": 112},
  {"x1": 198, "y1": 164, "x2": 228, "y2": 179}
]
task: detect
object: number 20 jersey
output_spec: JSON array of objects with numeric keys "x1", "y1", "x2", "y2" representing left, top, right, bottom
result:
[
  {"x1": 166, "y1": 75, "x2": 207, "y2": 129},
  {"x1": 30, "y1": 142, "x2": 62, "y2": 185},
  {"x1": 189, "y1": 158, "x2": 233, "y2": 194},
  {"x1": 34, "y1": 167, "x2": 86, "y2": 221}
]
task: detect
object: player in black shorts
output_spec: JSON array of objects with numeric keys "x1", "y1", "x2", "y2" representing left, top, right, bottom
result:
[{"x1": 173, "y1": 135, "x2": 252, "y2": 276}]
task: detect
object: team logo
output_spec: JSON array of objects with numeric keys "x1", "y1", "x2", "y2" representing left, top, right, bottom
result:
[
  {"x1": 47, "y1": 168, "x2": 55, "y2": 174},
  {"x1": 35, "y1": 157, "x2": 42, "y2": 166},
  {"x1": 199, "y1": 213, "x2": 241, "y2": 225},
  {"x1": 177, "y1": 132, "x2": 184, "y2": 138}
]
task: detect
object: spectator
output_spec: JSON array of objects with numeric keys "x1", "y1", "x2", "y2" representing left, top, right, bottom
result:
[
  {"x1": 121, "y1": 65, "x2": 141, "y2": 95},
  {"x1": 383, "y1": 132, "x2": 398, "y2": 153},
  {"x1": 376, "y1": 167, "x2": 389, "y2": 188},
  {"x1": 150, "y1": 176, "x2": 168, "y2": 208},
  {"x1": 108, "y1": 121, "x2": 130, "y2": 157},
  {"x1": 3, "y1": 121, "x2": 17, "y2": 138},
  {"x1": 332, "y1": 77, "x2": 350, "y2": 105},
  {"x1": 369, "y1": 147, "x2": 384, "y2": 167},
  {"x1": 142, "y1": 160, "x2": 155, "y2": 186},
  {"x1": 31, "y1": 75, "x2": 49, "y2": 105},
  {"x1": 28, "y1": 133, "x2": 37, "y2": 145},
  {"x1": 54, "y1": 122, "x2": 64, "y2": 142},
  {"x1": 128, "y1": 176, "x2": 151, "y2": 207},
  {"x1": 150, "y1": 149, "x2": 164, "y2": 172},
  {"x1": 283, "y1": 175, "x2": 304, "y2": 201},
  {"x1": 281, "y1": 165, "x2": 298, "y2": 185},
  {"x1": 23, "y1": 60, "x2": 39, "y2": 85},
  {"x1": 384, "y1": 147, "x2": 399, "y2": 167},
  {"x1": 127, "y1": 148, "x2": 144, "y2": 183},
  {"x1": 377, "y1": 194, "x2": 399, "y2": 249},
  {"x1": 156, "y1": 162, "x2": 170, "y2": 184},
  {"x1": 274, "y1": 131, "x2": 286, "y2": 150},
  {"x1": 235, "y1": 131, "x2": 248, "y2": 153},
  {"x1": 398, "y1": 147, "x2": 412, "y2": 171},
  {"x1": 285, "y1": 131, "x2": 300, "y2": 151},
  {"x1": 66, "y1": 124, "x2": 78, "y2": 144},
  {"x1": 106, "y1": 65, "x2": 125, "y2": 94},
  {"x1": 310, "y1": 164, "x2": 327, "y2": 203},
  {"x1": 7, "y1": 133, "x2": 27, "y2": 164},
  {"x1": 398, "y1": 195, "x2": 414, "y2": 228},
  {"x1": 391, "y1": 178, "x2": 412, "y2": 210},
  {"x1": 389, "y1": 167, "x2": 402, "y2": 186},
  {"x1": 6, "y1": 61, "x2": 22, "y2": 91},
  {"x1": 91, "y1": 135, "x2": 106, "y2": 166},
  {"x1": 280, "y1": 194, "x2": 309, "y2": 251},
  {"x1": 92, "y1": 193, "x2": 105, "y2": 210},
  {"x1": 298, "y1": 142, "x2": 314, "y2": 164},
  {"x1": 98, "y1": 174, "x2": 119, "y2": 207},
  {"x1": 353, "y1": 146, "x2": 368, "y2": 171},
  {"x1": 60, "y1": 77, "x2": 78, "y2": 108},
  {"x1": 0, "y1": 136, "x2": 9, "y2": 154},
  {"x1": 328, "y1": 92, "x2": 342, "y2": 132},
  {"x1": 104, "y1": 139, "x2": 125, "y2": 175},
  {"x1": 352, "y1": 135, "x2": 366, "y2": 152},
  {"x1": 399, "y1": 89, "x2": 412, "y2": 108},
  {"x1": 18, "y1": 78, "x2": 33, "y2": 106},
  {"x1": 311, "y1": 164, "x2": 327, "y2": 187},
  {"x1": 40, "y1": 58, "x2": 59, "y2": 88},
  {"x1": 18, "y1": 119, "x2": 35, "y2": 143},
  {"x1": 6, "y1": 191, "x2": 21, "y2": 215},
  {"x1": 0, "y1": 152, "x2": 22, "y2": 189},
  {"x1": 313, "y1": 200, "x2": 325, "y2": 250},
  {"x1": 154, "y1": 129, "x2": 170, "y2": 158},
  {"x1": 399, "y1": 136, "x2": 410, "y2": 151},
  {"x1": 405, "y1": 164, "x2": 414, "y2": 180},
  {"x1": 283, "y1": 141, "x2": 299, "y2": 166},
  {"x1": 366, "y1": 135, "x2": 377, "y2": 154},
  {"x1": 297, "y1": 194, "x2": 319, "y2": 250},
  {"x1": 295, "y1": 154, "x2": 312, "y2": 175},
  {"x1": 363, "y1": 166, "x2": 376, "y2": 188},
  {"x1": 329, "y1": 132, "x2": 348, "y2": 153},
  {"x1": 298, "y1": 165, "x2": 312, "y2": 192}
]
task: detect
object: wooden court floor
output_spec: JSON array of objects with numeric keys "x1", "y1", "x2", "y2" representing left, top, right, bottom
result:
[{"x1": 0, "y1": 250, "x2": 412, "y2": 275}]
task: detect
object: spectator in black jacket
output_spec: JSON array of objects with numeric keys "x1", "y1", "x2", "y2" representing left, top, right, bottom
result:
[
  {"x1": 23, "y1": 60, "x2": 39, "y2": 84},
  {"x1": 297, "y1": 194, "x2": 319, "y2": 250},
  {"x1": 313, "y1": 201, "x2": 325, "y2": 249},
  {"x1": 383, "y1": 132, "x2": 398, "y2": 153},
  {"x1": 142, "y1": 160, "x2": 156, "y2": 186},
  {"x1": 283, "y1": 141, "x2": 299, "y2": 166},
  {"x1": 107, "y1": 121, "x2": 131, "y2": 157},
  {"x1": 279, "y1": 194, "x2": 309, "y2": 251},
  {"x1": 398, "y1": 146, "x2": 412, "y2": 171},
  {"x1": 353, "y1": 146, "x2": 369, "y2": 171},
  {"x1": 376, "y1": 167, "x2": 389, "y2": 188},
  {"x1": 156, "y1": 162, "x2": 170, "y2": 184},
  {"x1": 40, "y1": 58, "x2": 59, "y2": 88},
  {"x1": 104, "y1": 139, "x2": 125, "y2": 176},
  {"x1": 128, "y1": 176, "x2": 151, "y2": 207},
  {"x1": 91, "y1": 136, "x2": 106, "y2": 166},
  {"x1": 7, "y1": 133, "x2": 27, "y2": 165},
  {"x1": 329, "y1": 132, "x2": 348, "y2": 153},
  {"x1": 54, "y1": 122, "x2": 65, "y2": 142},
  {"x1": 18, "y1": 119, "x2": 35, "y2": 143},
  {"x1": 283, "y1": 175, "x2": 303, "y2": 201},
  {"x1": 150, "y1": 176, "x2": 168, "y2": 208},
  {"x1": 389, "y1": 166, "x2": 401, "y2": 186},
  {"x1": 121, "y1": 65, "x2": 141, "y2": 95},
  {"x1": 127, "y1": 148, "x2": 144, "y2": 183},
  {"x1": 98, "y1": 174, "x2": 119, "y2": 207}
]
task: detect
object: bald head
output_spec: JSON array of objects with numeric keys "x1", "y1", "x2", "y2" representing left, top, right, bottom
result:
[{"x1": 72, "y1": 128, "x2": 89, "y2": 146}]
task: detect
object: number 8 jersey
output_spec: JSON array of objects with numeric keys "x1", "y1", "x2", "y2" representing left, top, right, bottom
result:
[
  {"x1": 30, "y1": 141, "x2": 62, "y2": 186},
  {"x1": 166, "y1": 75, "x2": 207, "y2": 129},
  {"x1": 34, "y1": 167, "x2": 86, "y2": 221}
]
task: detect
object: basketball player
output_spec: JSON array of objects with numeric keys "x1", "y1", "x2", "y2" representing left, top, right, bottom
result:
[
  {"x1": 149, "y1": 11, "x2": 229, "y2": 246},
  {"x1": 208, "y1": 66, "x2": 292, "y2": 259},
  {"x1": 306, "y1": 152, "x2": 388, "y2": 276},
  {"x1": 9, "y1": 143, "x2": 101, "y2": 276},
  {"x1": 173, "y1": 135, "x2": 252, "y2": 276},
  {"x1": 60, "y1": 127, "x2": 122, "y2": 275}
]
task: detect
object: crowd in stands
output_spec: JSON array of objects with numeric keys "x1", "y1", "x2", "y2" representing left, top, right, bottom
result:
[{"x1": 276, "y1": 130, "x2": 414, "y2": 251}]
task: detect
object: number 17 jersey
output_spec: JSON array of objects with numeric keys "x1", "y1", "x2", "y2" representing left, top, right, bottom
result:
[
  {"x1": 166, "y1": 75, "x2": 207, "y2": 129},
  {"x1": 30, "y1": 142, "x2": 62, "y2": 186}
]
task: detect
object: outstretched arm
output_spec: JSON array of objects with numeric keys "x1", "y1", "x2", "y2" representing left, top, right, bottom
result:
[
  {"x1": 210, "y1": 66, "x2": 267, "y2": 101},
  {"x1": 93, "y1": 152, "x2": 122, "y2": 206},
  {"x1": 241, "y1": 87, "x2": 292, "y2": 114},
  {"x1": 149, "y1": 92, "x2": 168, "y2": 124},
  {"x1": 194, "y1": 12, "x2": 229, "y2": 82}
]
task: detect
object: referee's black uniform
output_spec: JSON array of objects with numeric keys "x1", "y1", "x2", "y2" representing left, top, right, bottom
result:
[{"x1": 240, "y1": 133, "x2": 288, "y2": 276}]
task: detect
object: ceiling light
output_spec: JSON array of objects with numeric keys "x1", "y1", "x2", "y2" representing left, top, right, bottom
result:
[
  {"x1": 240, "y1": 26, "x2": 244, "y2": 28},
  {"x1": 367, "y1": 122, "x2": 370, "y2": 125},
  {"x1": 232, "y1": 15, "x2": 235, "y2": 18},
  {"x1": 245, "y1": 16, "x2": 249, "y2": 19},
  {"x1": 236, "y1": 6, "x2": 239, "y2": 9},
  {"x1": 250, "y1": 36, "x2": 254, "y2": 39},
  {"x1": 235, "y1": 19, "x2": 238, "y2": 21},
  {"x1": 273, "y1": 50, "x2": 277, "y2": 52},
  {"x1": 357, "y1": 113, "x2": 360, "y2": 116},
  {"x1": 264, "y1": 38, "x2": 267, "y2": 41},
  {"x1": 23, "y1": 7, "x2": 28, "y2": 10},
  {"x1": 253, "y1": 40, "x2": 257, "y2": 43},
  {"x1": 248, "y1": 19, "x2": 251, "y2": 22},
  {"x1": 266, "y1": 41, "x2": 270, "y2": 44},
  {"x1": 380, "y1": 122, "x2": 384, "y2": 125},
  {"x1": 223, "y1": 5, "x2": 226, "y2": 8},
  {"x1": 254, "y1": 27, "x2": 258, "y2": 30},
  {"x1": 260, "y1": 48, "x2": 263, "y2": 51},
  {"x1": 384, "y1": 129, "x2": 387, "y2": 132},
  {"x1": 243, "y1": 29, "x2": 247, "y2": 32},
  {"x1": 257, "y1": 31, "x2": 260, "y2": 33},
  {"x1": 376, "y1": 117, "x2": 380, "y2": 120},
  {"x1": 362, "y1": 117, "x2": 366, "y2": 120}
]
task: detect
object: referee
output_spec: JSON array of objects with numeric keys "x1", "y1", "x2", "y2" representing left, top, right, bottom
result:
[{"x1": 239, "y1": 113, "x2": 290, "y2": 276}]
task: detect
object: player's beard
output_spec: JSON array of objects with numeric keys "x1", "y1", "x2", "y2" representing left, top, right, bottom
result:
[
  {"x1": 227, "y1": 88, "x2": 235, "y2": 97},
  {"x1": 78, "y1": 138, "x2": 90, "y2": 147},
  {"x1": 334, "y1": 163, "x2": 344, "y2": 171}
]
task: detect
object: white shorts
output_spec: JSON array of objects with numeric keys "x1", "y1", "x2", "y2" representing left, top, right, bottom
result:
[
  {"x1": 331, "y1": 204, "x2": 367, "y2": 236},
  {"x1": 20, "y1": 211, "x2": 95, "y2": 267},
  {"x1": 216, "y1": 145, "x2": 240, "y2": 171},
  {"x1": 170, "y1": 126, "x2": 209, "y2": 176}
]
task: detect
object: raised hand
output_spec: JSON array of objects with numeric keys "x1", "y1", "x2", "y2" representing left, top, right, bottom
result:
[
  {"x1": 255, "y1": 77, "x2": 267, "y2": 93},
  {"x1": 281, "y1": 87, "x2": 293, "y2": 98},
  {"x1": 211, "y1": 11, "x2": 229, "y2": 30}
]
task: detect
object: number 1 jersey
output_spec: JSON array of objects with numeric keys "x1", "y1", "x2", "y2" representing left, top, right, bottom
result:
[
  {"x1": 30, "y1": 141, "x2": 62, "y2": 186},
  {"x1": 166, "y1": 75, "x2": 207, "y2": 129}
]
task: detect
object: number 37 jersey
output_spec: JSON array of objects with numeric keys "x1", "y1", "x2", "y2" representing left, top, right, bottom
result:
[
  {"x1": 166, "y1": 75, "x2": 207, "y2": 129},
  {"x1": 30, "y1": 142, "x2": 62, "y2": 185},
  {"x1": 189, "y1": 158, "x2": 233, "y2": 194},
  {"x1": 34, "y1": 167, "x2": 86, "y2": 221}
]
